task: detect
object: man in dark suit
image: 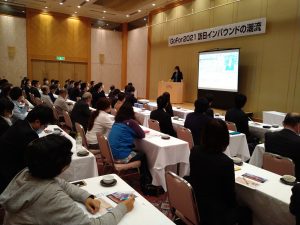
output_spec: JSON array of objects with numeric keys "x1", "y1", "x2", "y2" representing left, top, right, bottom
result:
[
  {"x1": 290, "y1": 183, "x2": 300, "y2": 225},
  {"x1": 0, "y1": 105, "x2": 54, "y2": 193},
  {"x1": 150, "y1": 96, "x2": 177, "y2": 137},
  {"x1": 171, "y1": 66, "x2": 183, "y2": 82},
  {"x1": 69, "y1": 81, "x2": 81, "y2": 101},
  {"x1": 225, "y1": 94, "x2": 249, "y2": 137},
  {"x1": 184, "y1": 98, "x2": 212, "y2": 145},
  {"x1": 0, "y1": 98, "x2": 14, "y2": 136},
  {"x1": 205, "y1": 93, "x2": 214, "y2": 118},
  {"x1": 30, "y1": 80, "x2": 41, "y2": 98},
  {"x1": 71, "y1": 92, "x2": 92, "y2": 132},
  {"x1": 265, "y1": 112, "x2": 300, "y2": 180},
  {"x1": 91, "y1": 82, "x2": 105, "y2": 108}
]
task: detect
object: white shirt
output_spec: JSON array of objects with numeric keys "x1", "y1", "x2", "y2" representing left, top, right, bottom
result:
[{"x1": 86, "y1": 111, "x2": 113, "y2": 145}]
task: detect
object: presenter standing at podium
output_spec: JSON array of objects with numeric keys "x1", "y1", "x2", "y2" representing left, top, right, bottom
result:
[{"x1": 171, "y1": 66, "x2": 183, "y2": 82}]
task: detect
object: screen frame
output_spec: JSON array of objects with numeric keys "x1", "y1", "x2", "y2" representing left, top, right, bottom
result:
[{"x1": 197, "y1": 48, "x2": 240, "y2": 93}]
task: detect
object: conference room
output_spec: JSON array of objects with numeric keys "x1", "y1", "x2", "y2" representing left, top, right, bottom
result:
[{"x1": 0, "y1": 0, "x2": 299, "y2": 225}]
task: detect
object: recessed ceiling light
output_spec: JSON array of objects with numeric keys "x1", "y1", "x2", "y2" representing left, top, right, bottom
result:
[
  {"x1": 4, "y1": 0, "x2": 8, "y2": 2},
  {"x1": 126, "y1": 14, "x2": 130, "y2": 17},
  {"x1": 22, "y1": 10, "x2": 25, "y2": 13},
  {"x1": 106, "y1": 24, "x2": 108, "y2": 26},
  {"x1": 74, "y1": 11, "x2": 77, "y2": 14},
  {"x1": 102, "y1": 16, "x2": 105, "y2": 19},
  {"x1": 59, "y1": 2, "x2": 63, "y2": 5},
  {"x1": 45, "y1": 6, "x2": 48, "y2": 9},
  {"x1": 152, "y1": 3, "x2": 156, "y2": 6},
  {"x1": 144, "y1": 18, "x2": 147, "y2": 21},
  {"x1": 103, "y1": 10, "x2": 106, "y2": 13},
  {"x1": 86, "y1": 0, "x2": 90, "y2": 1},
  {"x1": 77, "y1": 5, "x2": 81, "y2": 8},
  {"x1": 138, "y1": 9, "x2": 141, "y2": 12}
]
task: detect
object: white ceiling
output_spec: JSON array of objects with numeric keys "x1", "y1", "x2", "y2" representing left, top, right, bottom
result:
[{"x1": 3, "y1": 0, "x2": 181, "y2": 23}]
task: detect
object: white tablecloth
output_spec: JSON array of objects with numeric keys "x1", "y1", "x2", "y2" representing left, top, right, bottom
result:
[
  {"x1": 249, "y1": 121, "x2": 283, "y2": 141},
  {"x1": 40, "y1": 125, "x2": 98, "y2": 181},
  {"x1": 235, "y1": 163, "x2": 295, "y2": 225},
  {"x1": 171, "y1": 118, "x2": 250, "y2": 162},
  {"x1": 249, "y1": 143, "x2": 265, "y2": 168},
  {"x1": 78, "y1": 174, "x2": 175, "y2": 225},
  {"x1": 263, "y1": 111, "x2": 286, "y2": 125},
  {"x1": 147, "y1": 102, "x2": 193, "y2": 119},
  {"x1": 135, "y1": 126, "x2": 190, "y2": 191},
  {"x1": 133, "y1": 107, "x2": 151, "y2": 127}
]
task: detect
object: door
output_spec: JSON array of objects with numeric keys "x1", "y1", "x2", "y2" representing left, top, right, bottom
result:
[
  {"x1": 74, "y1": 63, "x2": 87, "y2": 82},
  {"x1": 32, "y1": 60, "x2": 46, "y2": 81}
]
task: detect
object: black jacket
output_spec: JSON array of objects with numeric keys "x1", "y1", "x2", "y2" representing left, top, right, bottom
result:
[
  {"x1": 265, "y1": 129, "x2": 300, "y2": 180},
  {"x1": 189, "y1": 145, "x2": 237, "y2": 225},
  {"x1": 290, "y1": 183, "x2": 300, "y2": 225},
  {"x1": 150, "y1": 108, "x2": 177, "y2": 137},
  {"x1": 225, "y1": 107, "x2": 249, "y2": 136},
  {"x1": 0, "y1": 117, "x2": 10, "y2": 137},
  {"x1": 171, "y1": 71, "x2": 183, "y2": 82},
  {"x1": 184, "y1": 112, "x2": 211, "y2": 145},
  {"x1": 91, "y1": 91, "x2": 105, "y2": 108},
  {"x1": 71, "y1": 100, "x2": 91, "y2": 132},
  {"x1": 30, "y1": 87, "x2": 41, "y2": 98},
  {"x1": 0, "y1": 120, "x2": 39, "y2": 193}
]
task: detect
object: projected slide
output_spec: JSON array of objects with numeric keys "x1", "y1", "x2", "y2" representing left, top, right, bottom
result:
[{"x1": 198, "y1": 49, "x2": 239, "y2": 92}]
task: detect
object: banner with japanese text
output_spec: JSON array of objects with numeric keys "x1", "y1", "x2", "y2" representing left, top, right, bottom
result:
[{"x1": 168, "y1": 18, "x2": 266, "y2": 47}]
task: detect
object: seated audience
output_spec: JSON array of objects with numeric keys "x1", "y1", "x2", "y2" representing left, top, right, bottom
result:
[
  {"x1": 0, "y1": 98, "x2": 14, "y2": 136},
  {"x1": 41, "y1": 85, "x2": 53, "y2": 108},
  {"x1": 265, "y1": 113, "x2": 300, "y2": 180},
  {"x1": 0, "y1": 105, "x2": 53, "y2": 193},
  {"x1": 0, "y1": 134, "x2": 134, "y2": 225},
  {"x1": 23, "y1": 79, "x2": 31, "y2": 101},
  {"x1": 125, "y1": 85, "x2": 137, "y2": 106},
  {"x1": 71, "y1": 92, "x2": 92, "y2": 132},
  {"x1": 80, "y1": 82, "x2": 88, "y2": 96},
  {"x1": 114, "y1": 92, "x2": 126, "y2": 111},
  {"x1": 54, "y1": 89, "x2": 73, "y2": 118},
  {"x1": 150, "y1": 96, "x2": 177, "y2": 137},
  {"x1": 109, "y1": 89, "x2": 121, "y2": 108},
  {"x1": 109, "y1": 85, "x2": 115, "y2": 95},
  {"x1": 48, "y1": 84, "x2": 57, "y2": 103},
  {"x1": 205, "y1": 93, "x2": 214, "y2": 118},
  {"x1": 290, "y1": 183, "x2": 300, "y2": 225},
  {"x1": 91, "y1": 82, "x2": 105, "y2": 108},
  {"x1": 86, "y1": 98, "x2": 113, "y2": 149},
  {"x1": 189, "y1": 119, "x2": 252, "y2": 225},
  {"x1": 30, "y1": 80, "x2": 41, "y2": 98},
  {"x1": 184, "y1": 98, "x2": 212, "y2": 145},
  {"x1": 9, "y1": 87, "x2": 30, "y2": 123},
  {"x1": 43, "y1": 78, "x2": 49, "y2": 86},
  {"x1": 69, "y1": 81, "x2": 81, "y2": 101},
  {"x1": 54, "y1": 80, "x2": 60, "y2": 95},
  {"x1": 225, "y1": 94, "x2": 249, "y2": 136},
  {"x1": 0, "y1": 83, "x2": 13, "y2": 99},
  {"x1": 108, "y1": 103, "x2": 154, "y2": 194},
  {"x1": 162, "y1": 92, "x2": 174, "y2": 117}
]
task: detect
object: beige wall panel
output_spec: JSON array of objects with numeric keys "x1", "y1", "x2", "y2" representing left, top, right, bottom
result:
[
  {"x1": 74, "y1": 63, "x2": 87, "y2": 81},
  {"x1": 99, "y1": 64, "x2": 121, "y2": 90},
  {"x1": 149, "y1": 0, "x2": 300, "y2": 118},
  {"x1": 0, "y1": 15, "x2": 27, "y2": 86},
  {"x1": 45, "y1": 61, "x2": 59, "y2": 81},
  {"x1": 32, "y1": 60, "x2": 46, "y2": 81},
  {"x1": 60, "y1": 62, "x2": 74, "y2": 84}
]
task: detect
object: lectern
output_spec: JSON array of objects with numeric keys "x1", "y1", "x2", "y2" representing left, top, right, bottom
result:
[{"x1": 157, "y1": 81, "x2": 184, "y2": 103}]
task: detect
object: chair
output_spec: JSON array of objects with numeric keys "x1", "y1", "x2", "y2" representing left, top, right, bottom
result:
[
  {"x1": 165, "y1": 171, "x2": 200, "y2": 225},
  {"x1": 52, "y1": 105, "x2": 60, "y2": 121},
  {"x1": 226, "y1": 121, "x2": 237, "y2": 131},
  {"x1": 177, "y1": 127, "x2": 194, "y2": 149},
  {"x1": 35, "y1": 97, "x2": 43, "y2": 105},
  {"x1": 63, "y1": 110, "x2": 73, "y2": 131},
  {"x1": 75, "y1": 122, "x2": 100, "y2": 156},
  {"x1": 262, "y1": 152, "x2": 295, "y2": 176},
  {"x1": 96, "y1": 133, "x2": 141, "y2": 176},
  {"x1": 148, "y1": 119, "x2": 160, "y2": 131}
]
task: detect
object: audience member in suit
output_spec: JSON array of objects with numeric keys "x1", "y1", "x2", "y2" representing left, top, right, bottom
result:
[
  {"x1": 109, "y1": 88, "x2": 120, "y2": 108},
  {"x1": 0, "y1": 98, "x2": 14, "y2": 136},
  {"x1": 48, "y1": 84, "x2": 57, "y2": 103},
  {"x1": 150, "y1": 96, "x2": 177, "y2": 137},
  {"x1": 225, "y1": 94, "x2": 249, "y2": 137},
  {"x1": 9, "y1": 87, "x2": 30, "y2": 123},
  {"x1": 0, "y1": 135, "x2": 135, "y2": 225},
  {"x1": 71, "y1": 92, "x2": 92, "y2": 132},
  {"x1": 162, "y1": 92, "x2": 174, "y2": 117},
  {"x1": 41, "y1": 86, "x2": 54, "y2": 108},
  {"x1": 30, "y1": 80, "x2": 41, "y2": 99},
  {"x1": 114, "y1": 92, "x2": 126, "y2": 112},
  {"x1": 0, "y1": 105, "x2": 54, "y2": 193},
  {"x1": 189, "y1": 119, "x2": 252, "y2": 225},
  {"x1": 205, "y1": 93, "x2": 214, "y2": 118},
  {"x1": 69, "y1": 82, "x2": 81, "y2": 101},
  {"x1": 290, "y1": 183, "x2": 300, "y2": 225},
  {"x1": 91, "y1": 83, "x2": 105, "y2": 108},
  {"x1": 54, "y1": 80, "x2": 61, "y2": 95},
  {"x1": 86, "y1": 97, "x2": 113, "y2": 149},
  {"x1": 0, "y1": 83, "x2": 13, "y2": 100},
  {"x1": 125, "y1": 85, "x2": 137, "y2": 106},
  {"x1": 43, "y1": 78, "x2": 49, "y2": 86},
  {"x1": 23, "y1": 79, "x2": 31, "y2": 101},
  {"x1": 54, "y1": 89, "x2": 73, "y2": 118},
  {"x1": 265, "y1": 112, "x2": 300, "y2": 180},
  {"x1": 80, "y1": 82, "x2": 88, "y2": 97},
  {"x1": 184, "y1": 98, "x2": 212, "y2": 145},
  {"x1": 171, "y1": 66, "x2": 183, "y2": 82}
]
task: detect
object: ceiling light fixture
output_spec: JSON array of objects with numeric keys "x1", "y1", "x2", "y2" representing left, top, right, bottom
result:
[
  {"x1": 77, "y1": 5, "x2": 81, "y2": 8},
  {"x1": 102, "y1": 16, "x2": 105, "y2": 19},
  {"x1": 152, "y1": 3, "x2": 156, "y2": 6},
  {"x1": 126, "y1": 14, "x2": 130, "y2": 17},
  {"x1": 138, "y1": 9, "x2": 141, "y2": 12},
  {"x1": 45, "y1": 6, "x2": 48, "y2": 9},
  {"x1": 103, "y1": 10, "x2": 106, "y2": 13},
  {"x1": 74, "y1": 11, "x2": 77, "y2": 14},
  {"x1": 59, "y1": 2, "x2": 63, "y2": 5},
  {"x1": 144, "y1": 18, "x2": 147, "y2": 21}
]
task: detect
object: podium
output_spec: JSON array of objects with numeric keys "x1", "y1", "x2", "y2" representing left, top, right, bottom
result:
[{"x1": 157, "y1": 81, "x2": 184, "y2": 103}]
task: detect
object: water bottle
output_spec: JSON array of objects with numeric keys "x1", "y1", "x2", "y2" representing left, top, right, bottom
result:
[{"x1": 76, "y1": 133, "x2": 82, "y2": 152}]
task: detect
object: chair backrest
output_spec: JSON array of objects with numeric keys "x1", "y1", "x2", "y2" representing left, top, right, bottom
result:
[
  {"x1": 75, "y1": 122, "x2": 88, "y2": 148},
  {"x1": 263, "y1": 152, "x2": 295, "y2": 176},
  {"x1": 226, "y1": 121, "x2": 237, "y2": 132},
  {"x1": 35, "y1": 97, "x2": 43, "y2": 105},
  {"x1": 96, "y1": 133, "x2": 114, "y2": 166},
  {"x1": 111, "y1": 108, "x2": 117, "y2": 116},
  {"x1": 63, "y1": 110, "x2": 73, "y2": 130},
  {"x1": 165, "y1": 171, "x2": 200, "y2": 225},
  {"x1": 52, "y1": 105, "x2": 60, "y2": 121},
  {"x1": 177, "y1": 127, "x2": 194, "y2": 149},
  {"x1": 148, "y1": 119, "x2": 160, "y2": 132}
]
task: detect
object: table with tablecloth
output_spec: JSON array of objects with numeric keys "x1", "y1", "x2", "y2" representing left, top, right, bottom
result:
[
  {"x1": 133, "y1": 107, "x2": 151, "y2": 127},
  {"x1": 40, "y1": 125, "x2": 98, "y2": 181},
  {"x1": 135, "y1": 126, "x2": 190, "y2": 191},
  {"x1": 78, "y1": 174, "x2": 175, "y2": 225},
  {"x1": 235, "y1": 163, "x2": 295, "y2": 225},
  {"x1": 263, "y1": 111, "x2": 286, "y2": 125},
  {"x1": 249, "y1": 143, "x2": 266, "y2": 168},
  {"x1": 248, "y1": 121, "x2": 283, "y2": 141}
]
